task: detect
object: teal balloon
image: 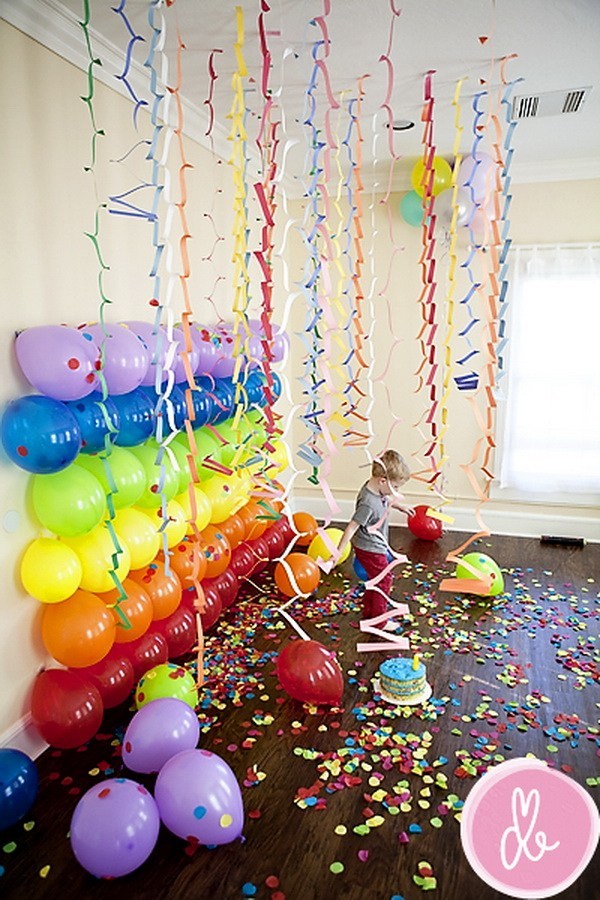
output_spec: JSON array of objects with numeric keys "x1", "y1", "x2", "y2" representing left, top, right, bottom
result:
[{"x1": 400, "y1": 190, "x2": 423, "y2": 227}]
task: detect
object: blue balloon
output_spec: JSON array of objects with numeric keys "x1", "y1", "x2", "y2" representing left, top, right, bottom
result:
[
  {"x1": 244, "y1": 371, "x2": 264, "y2": 406},
  {"x1": 352, "y1": 556, "x2": 369, "y2": 582},
  {"x1": 185, "y1": 384, "x2": 213, "y2": 428},
  {"x1": 139, "y1": 384, "x2": 188, "y2": 432},
  {"x1": 1, "y1": 395, "x2": 82, "y2": 474},
  {"x1": 111, "y1": 387, "x2": 155, "y2": 447},
  {"x1": 196, "y1": 377, "x2": 235, "y2": 424},
  {"x1": 0, "y1": 748, "x2": 38, "y2": 829},
  {"x1": 64, "y1": 391, "x2": 121, "y2": 454}
]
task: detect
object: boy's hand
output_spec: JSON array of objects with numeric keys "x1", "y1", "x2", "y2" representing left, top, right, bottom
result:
[{"x1": 399, "y1": 504, "x2": 415, "y2": 517}]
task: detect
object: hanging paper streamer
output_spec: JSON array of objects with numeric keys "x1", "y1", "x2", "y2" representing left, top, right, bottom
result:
[
  {"x1": 412, "y1": 70, "x2": 442, "y2": 490},
  {"x1": 112, "y1": 0, "x2": 148, "y2": 125},
  {"x1": 204, "y1": 48, "x2": 223, "y2": 138},
  {"x1": 79, "y1": 0, "x2": 128, "y2": 621}
]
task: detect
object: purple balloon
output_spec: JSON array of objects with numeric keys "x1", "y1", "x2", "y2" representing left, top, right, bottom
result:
[
  {"x1": 211, "y1": 328, "x2": 236, "y2": 378},
  {"x1": 457, "y1": 151, "x2": 496, "y2": 204},
  {"x1": 190, "y1": 325, "x2": 219, "y2": 376},
  {"x1": 15, "y1": 326, "x2": 99, "y2": 401},
  {"x1": 122, "y1": 698, "x2": 200, "y2": 775},
  {"x1": 123, "y1": 321, "x2": 168, "y2": 387},
  {"x1": 154, "y1": 748, "x2": 244, "y2": 845},
  {"x1": 80, "y1": 324, "x2": 150, "y2": 395},
  {"x1": 172, "y1": 327, "x2": 200, "y2": 383},
  {"x1": 70, "y1": 778, "x2": 160, "y2": 877},
  {"x1": 247, "y1": 320, "x2": 289, "y2": 363}
]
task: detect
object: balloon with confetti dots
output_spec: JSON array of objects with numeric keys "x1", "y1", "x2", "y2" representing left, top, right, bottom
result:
[
  {"x1": 70, "y1": 778, "x2": 160, "y2": 877},
  {"x1": 154, "y1": 749, "x2": 244, "y2": 845}
]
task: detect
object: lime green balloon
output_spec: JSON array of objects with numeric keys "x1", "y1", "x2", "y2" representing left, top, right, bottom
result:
[
  {"x1": 32, "y1": 466, "x2": 106, "y2": 537},
  {"x1": 165, "y1": 438, "x2": 193, "y2": 496},
  {"x1": 191, "y1": 427, "x2": 223, "y2": 480},
  {"x1": 245, "y1": 409, "x2": 267, "y2": 447},
  {"x1": 135, "y1": 662, "x2": 198, "y2": 709},
  {"x1": 129, "y1": 441, "x2": 179, "y2": 508},
  {"x1": 215, "y1": 418, "x2": 241, "y2": 467},
  {"x1": 75, "y1": 446, "x2": 146, "y2": 509},
  {"x1": 455, "y1": 552, "x2": 504, "y2": 596}
]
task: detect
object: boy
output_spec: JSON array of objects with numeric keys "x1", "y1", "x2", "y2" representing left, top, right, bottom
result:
[{"x1": 336, "y1": 450, "x2": 414, "y2": 628}]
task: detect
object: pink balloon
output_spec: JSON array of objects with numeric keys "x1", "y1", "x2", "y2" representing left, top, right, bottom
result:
[
  {"x1": 15, "y1": 326, "x2": 99, "y2": 401},
  {"x1": 81, "y1": 324, "x2": 150, "y2": 395}
]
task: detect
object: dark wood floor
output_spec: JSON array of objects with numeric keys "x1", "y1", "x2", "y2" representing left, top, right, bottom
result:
[{"x1": 1, "y1": 529, "x2": 599, "y2": 899}]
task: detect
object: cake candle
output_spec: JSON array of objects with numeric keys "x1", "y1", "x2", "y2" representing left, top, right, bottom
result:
[{"x1": 412, "y1": 653, "x2": 420, "y2": 671}]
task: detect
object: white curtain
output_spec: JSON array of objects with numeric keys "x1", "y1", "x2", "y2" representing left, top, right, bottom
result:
[{"x1": 500, "y1": 243, "x2": 600, "y2": 495}]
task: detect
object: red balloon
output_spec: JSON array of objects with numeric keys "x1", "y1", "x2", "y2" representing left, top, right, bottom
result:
[
  {"x1": 275, "y1": 515, "x2": 295, "y2": 545},
  {"x1": 121, "y1": 630, "x2": 169, "y2": 681},
  {"x1": 408, "y1": 505, "x2": 443, "y2": 541},
  {"x1": 31, "y1": 669, "x2": 103, "y2": 748},
  {"x1": 208, "y1": 569, "x2": 240, "y2": 609},
  {"x1": 197, "y1": 583, "x2": 222, "y2": 631},
  {"x1": 276, "y1": 640, "x2": 343, "y2": 706},
  {"x1": 263, "y1": 524, "x2": 286, "y2": 560},
  {"x1": 229, "y1": 542, "x2": 256, "y2": 579},
  {"x1": 78, "y1": 649, "x2": 134, "y2": 708},
  {"x1": 246, "y1": 535, "x2": 270, "y2": 574},
  {"x1": 153, "y1": 605, "x2": 196, "y2": 658}
]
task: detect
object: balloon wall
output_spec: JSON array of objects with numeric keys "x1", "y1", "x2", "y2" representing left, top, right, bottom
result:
[{"x1": 3, "y1": 318, "x2": 301, "y2": 748}]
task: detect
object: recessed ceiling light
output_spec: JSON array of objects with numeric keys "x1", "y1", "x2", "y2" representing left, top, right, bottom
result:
[{"x1": 386, "y1": 119, "x2": 415, "y2": 131}]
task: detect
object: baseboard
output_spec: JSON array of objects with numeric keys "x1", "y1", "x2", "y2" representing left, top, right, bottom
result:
[
  {"x1": 0, "y1": 713, "x2": 48, "y2": 760},
  {"x1": 291, "y1": 496, "x2": 600, "y2": 543}
]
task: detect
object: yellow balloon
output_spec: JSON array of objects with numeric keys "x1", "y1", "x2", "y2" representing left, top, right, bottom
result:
[
  {"x1": 176, "y1": 484, "x2": 212, "y2": 533},
  {"x1": 308, "y1": 528, "x2": 350, "y2": 566},
  {"x1": 411, "y1": 156, "x2": 453, "y2": 197},
  {"x1": 63, "y1": 525, "x2": 131, "y2": 594},
  {"x1": 202, "y1": 474, "x2": 239, "y2": 523},
  {"x1": 143, "y1": 499, "x2": 188, "y2": 549},
  {"x1": 112, "y1": 508, "x2": 160, "y2": 570},
  {"x1": 21, "y1": 537, "x2": 82, "y2": 603},
  {"x1": 266, "y1": 439, "x2": 289, "y2": 475}
]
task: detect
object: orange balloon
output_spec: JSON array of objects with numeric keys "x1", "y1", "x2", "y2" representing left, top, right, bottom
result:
[
  {"x1": 199, "y1": 524, "x2": 232, "y2": 578},
  {"x1": 101, "y1": 578, "x2": 153, "y2": 643},
  {"x1": 292, "y1": 512, "x2": 318, "y2": 546},
  {"x1": 219, "y1": 512, "x2": 246, "y2": 550},
  {"x1": 129, "y1": 562, "x2": 182, "y2": 621},
  {"x1": 162, "y1": 541, "x2": 208, "y2": 587},
  {"x1": 238, "y1": 500, "x2": 269, "y2": 541},
  {"x1": 41, "y1": 589, "x2": 116, "y2": 668},
  {"x1": 274, "y1": 552, "x2": 320, "y2": 598}
]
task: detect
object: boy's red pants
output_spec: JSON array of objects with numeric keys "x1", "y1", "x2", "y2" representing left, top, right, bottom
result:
[{"x1": 353, "y1": 547, "x2": 393, "y2": 620}]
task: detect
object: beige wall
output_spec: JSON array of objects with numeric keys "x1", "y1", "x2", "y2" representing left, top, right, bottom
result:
[{"x1": 288, "y1": 178, "x2": 600, "y2": 530}]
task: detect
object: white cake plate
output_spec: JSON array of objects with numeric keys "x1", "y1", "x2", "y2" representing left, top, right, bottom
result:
[{"x1": 372, "y1": 678, "x2": 433, "y2": 707}]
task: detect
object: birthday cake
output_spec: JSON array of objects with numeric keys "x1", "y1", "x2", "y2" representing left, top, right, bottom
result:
[{"x1": 377, "y1": 656, "x2": 429, "y2": 704}]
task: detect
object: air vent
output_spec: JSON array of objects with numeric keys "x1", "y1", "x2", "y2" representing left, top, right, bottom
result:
[{"x1": 511, "y1": 86, "x2": 591, "y2": 119}]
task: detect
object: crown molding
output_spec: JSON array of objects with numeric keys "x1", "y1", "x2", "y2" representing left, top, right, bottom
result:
[{"x1": 0, "y1": 0, "x2": 262, "y2": 182}]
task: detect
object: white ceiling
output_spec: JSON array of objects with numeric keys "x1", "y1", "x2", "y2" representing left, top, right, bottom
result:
[{"x1": 3, "y1": 0, "x2": 600, "y2": 189}]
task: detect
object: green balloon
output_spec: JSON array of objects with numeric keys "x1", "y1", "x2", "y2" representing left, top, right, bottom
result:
[
  {"x1": 135, "y1": 662, "x2": 198, "y2": 709},
  {"x1": 165, "y1": 437, "x2": 193, "y2": 496},
  {"x1": 32, "y1": 466, "x2": 106, "y2": 537},
  {"x1": 455, "y1": 552, "x2": 504, "y2": 596},
  {"x1": 245, "y1": 409, "x2": 267, "y2": 447},
  {"x1": 191, "y1": 427, "x2": 223, "y2": 479},
  {"x1": 129, "y1": 440, "x2": 180, "y2": 508},
  {"x1": 400, "y1": 190, "x2": 423, "y2": 227},
  {"x1": 215, "y1": 418, "x2": 241, "y2": 467},
  {"x1": 75, "y1": 446, "x2": 147, "y2": 509}
]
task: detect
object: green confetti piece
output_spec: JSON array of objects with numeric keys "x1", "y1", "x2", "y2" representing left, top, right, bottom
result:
[
  {"x1": 330, "y1": 862, "x2": 344, "y2": 874},
  {"x1": 430, "y1": 817, "x2": 443, "y2": 828},
  {"x1": 2, "y1": 843, "x2": 17, "y2": 854}
]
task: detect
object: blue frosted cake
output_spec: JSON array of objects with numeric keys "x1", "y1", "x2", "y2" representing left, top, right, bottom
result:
[{"x1": 378, "y1": 656, "x2": 427, "y2": 702}]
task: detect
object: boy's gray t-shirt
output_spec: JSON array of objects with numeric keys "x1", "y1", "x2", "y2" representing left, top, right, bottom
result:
[{"x1": 350, "y1": 482, "x2": 390, "y2": 554}]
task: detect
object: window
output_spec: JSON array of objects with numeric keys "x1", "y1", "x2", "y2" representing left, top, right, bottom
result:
[{"x1": 497, "y1": 243, "x2": 600, "y2": 501}]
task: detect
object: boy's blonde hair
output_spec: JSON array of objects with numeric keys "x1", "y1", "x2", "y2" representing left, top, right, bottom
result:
[{"x1": 372, "y1": 450, "x2": 410, "y2": 485}]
